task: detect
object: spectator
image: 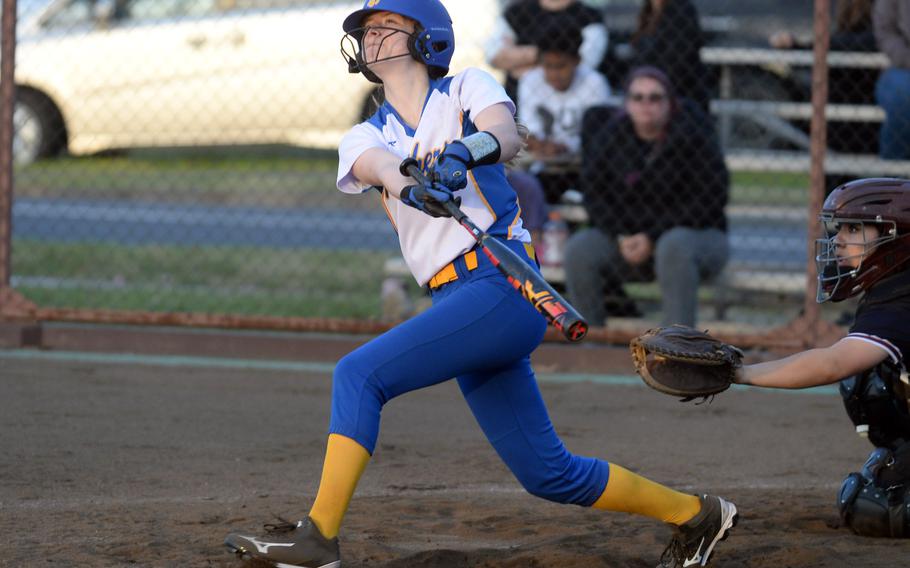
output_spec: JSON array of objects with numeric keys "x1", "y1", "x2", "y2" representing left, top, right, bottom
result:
[
  {"x1": 629, "y1": 0, "x2": 712, "y2": 111},
  {"x1": 564, "y1": 67, "x2": 729, "y2": 327},
  {"x1": 873, "y1": 0, "x2": 910, "y2": 160},
  {"x1": 485, "y1": 0, "x2": 607, "y2": 105},
  {"x1": 517, "y1": 25, "x2": 611, "y2": 203},
  {"x1": 769, "y1": 0, "x2": 879, "y2": 157}
]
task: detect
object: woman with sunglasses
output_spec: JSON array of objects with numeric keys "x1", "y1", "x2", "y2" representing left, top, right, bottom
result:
[
  {"x1": 223, "y1": 4, "x2": 736, "y2": 568},
  {"x1": 564, "y1": 66, "x2": 729, "y2": 328}
]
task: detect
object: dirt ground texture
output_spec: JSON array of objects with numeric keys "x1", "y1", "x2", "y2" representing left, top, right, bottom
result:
[{"x1": 3, "y1": 347, "x2": 910, "y2": 567}]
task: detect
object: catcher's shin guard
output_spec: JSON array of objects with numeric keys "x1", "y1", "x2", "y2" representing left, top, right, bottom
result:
[
  {"x1": 838, "y1": 446, "x2": 910, "y2": 538},
  {"x1": 838, "y1": 474, "x2": 910, "y2": 538}
]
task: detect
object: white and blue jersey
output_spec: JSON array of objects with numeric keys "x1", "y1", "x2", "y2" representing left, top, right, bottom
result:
[{"x1": 337, "y1": 67, "x2": 531, "y2": 286}]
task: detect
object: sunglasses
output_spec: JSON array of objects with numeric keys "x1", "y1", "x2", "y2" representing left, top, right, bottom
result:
[{"x1": 628, "y1": 92, "x2": 667, "y2": 104}]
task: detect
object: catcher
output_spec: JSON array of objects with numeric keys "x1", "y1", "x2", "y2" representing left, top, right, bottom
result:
[{"x1": 632, "y1": 177, "x2": 910, "y2": 538}]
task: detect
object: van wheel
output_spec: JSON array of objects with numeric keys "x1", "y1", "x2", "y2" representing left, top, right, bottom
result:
[{"x1": 14, "y1": 89, "x2": 66, "y2": 165}]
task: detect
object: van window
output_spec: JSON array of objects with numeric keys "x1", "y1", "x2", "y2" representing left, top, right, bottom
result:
[
  {"x1": 125, "y1": 0, "x2": 218, "y2": 20},
  {"x1": 226, "y1": 0, "x2": 330, "y2": 11},
  {"x1": 42, "y1": 0, "x2": 95, "y2": 29}
]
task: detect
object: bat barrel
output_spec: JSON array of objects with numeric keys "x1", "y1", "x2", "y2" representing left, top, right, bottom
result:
[{"x1": 563, "y1": 319, "x2": 588, "y2": 342}]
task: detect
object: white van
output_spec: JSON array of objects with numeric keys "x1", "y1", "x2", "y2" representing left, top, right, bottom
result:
[{"x1": 13, "y1": 0, "x2": 503, "y2": 164}]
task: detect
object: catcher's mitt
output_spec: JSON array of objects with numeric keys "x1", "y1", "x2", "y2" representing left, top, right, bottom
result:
[{"x1": 629, "y1": 324, "x2": 744, "y2": 402}]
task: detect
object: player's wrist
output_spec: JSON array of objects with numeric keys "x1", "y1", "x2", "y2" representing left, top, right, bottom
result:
[{"x1": 733, "y1": 367, "x2": 747, "y2": 384}]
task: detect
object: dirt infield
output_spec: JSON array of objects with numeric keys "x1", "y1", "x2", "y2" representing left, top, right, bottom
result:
[{"x1": 3, "y1": 345, "x2": 909, "y2": 567}]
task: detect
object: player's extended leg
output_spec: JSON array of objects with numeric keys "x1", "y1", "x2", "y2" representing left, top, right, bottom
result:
[
  {"x1": 457, "y1": 345, "x2": 736, "y2": 566},
  {"x1": 457, "y1": 359, "x2": 699, "y2": 520}
]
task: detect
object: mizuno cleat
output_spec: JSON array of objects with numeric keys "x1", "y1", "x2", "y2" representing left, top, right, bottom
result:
[
  {"x1": 225, "y1": 517, "x2": 340, "y2": 568},
  {"x1": 659, "y1": 494, "x2": 738, "y2": 567}
]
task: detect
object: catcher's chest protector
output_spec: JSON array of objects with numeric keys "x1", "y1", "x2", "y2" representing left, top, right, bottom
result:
[{"x1": 840, "y1": 360, "x2": 910, "y2": 449}]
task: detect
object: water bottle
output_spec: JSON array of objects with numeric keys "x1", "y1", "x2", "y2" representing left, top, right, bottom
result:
[{"x1": 540, "y1": 211, "x2": 569, "y2": 267}]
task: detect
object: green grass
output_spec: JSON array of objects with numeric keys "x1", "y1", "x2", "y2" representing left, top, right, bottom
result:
[
  {"x1": 12, "y1": 240, "x2": 389, "y2": 318},
  {"x1": 730, "y1": 170, "x2": 811, "y2": 206},
  {"x1": 14, "y1": 152, "x2": 816, "y2": 208},
  {"x1": 8, "y1": 153, "x2": 817, "y2": 321},
  {"x1": 14, "y1": 150, "x2": 341, "y2": 206}
]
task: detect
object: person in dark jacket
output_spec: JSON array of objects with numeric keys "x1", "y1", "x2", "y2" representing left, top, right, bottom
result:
[
  {"x1": 563, "y1": 66, "x2": 729, "y2": 327},
  {"x1": 629, "y1": 0, "x2": 712, "y2": 111}
]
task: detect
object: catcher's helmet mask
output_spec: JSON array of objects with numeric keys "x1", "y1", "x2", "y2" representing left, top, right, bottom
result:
[
  {"x1": 816, "y1": 217, "x2": 897, "y2": 301},
  {"x1": 815, "y1": 178, "x2": 910, "y2": 303},
  {"x1": 341, "y1": 0, "x2": 455, "y2": 84}
]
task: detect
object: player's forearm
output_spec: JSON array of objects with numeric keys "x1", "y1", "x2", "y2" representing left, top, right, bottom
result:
[
  {"x1": 352, "y1": 148, "x2": 410, "y2": 198},
  {"x1": 736, "y1": 348, "x2": 843, "y2": 389}
]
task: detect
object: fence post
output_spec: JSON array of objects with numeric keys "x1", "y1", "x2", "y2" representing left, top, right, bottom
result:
[
  {"x1": 0, "y1": 0, "x2": 36, "y2": 322},
  {"x1": 0, "y1": 0, "x2": 16, "y2": 290},
  {"x1": 804, "y1": 0, "x2": 831, "y2": 347}
]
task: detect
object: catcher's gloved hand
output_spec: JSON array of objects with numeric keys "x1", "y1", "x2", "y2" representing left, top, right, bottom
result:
[
  {"x1": 629, "y1": 324, "x2": 744, "y2": 402},
  {"x1": 399, "y1": 181, "x2": 461, "y2": 218}
]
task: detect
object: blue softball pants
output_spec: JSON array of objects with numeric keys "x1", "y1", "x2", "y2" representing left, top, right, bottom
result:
[{"x1": 329, "y1": 239, "x2": 611, "y2": 506}]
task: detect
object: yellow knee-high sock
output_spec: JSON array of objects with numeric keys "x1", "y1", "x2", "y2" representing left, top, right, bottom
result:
[
  {"x1": 592, "y1": 464, "x2": 701, "y2": 525},
  {"x1": 307, "y1": 434, "x2": 370, "y2": 539}
]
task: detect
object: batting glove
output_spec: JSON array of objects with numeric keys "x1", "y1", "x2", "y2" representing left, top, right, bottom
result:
[
  {"x1": 433, "y1": 141, "x2": 472, "y2": 190},
  {"x1": 400, "y1": 181, "x2": 461, "y2": 218},
  {"x1": 432, "y1": 131, "x2": 502, "y2": 190}
]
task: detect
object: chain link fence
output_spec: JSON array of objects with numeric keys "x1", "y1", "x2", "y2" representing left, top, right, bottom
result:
[{"x1": 2, "y1": 0, "x2": 909, "y2": 344}]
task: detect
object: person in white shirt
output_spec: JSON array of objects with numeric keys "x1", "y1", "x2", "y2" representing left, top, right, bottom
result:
[
  {"x1": 520, "y1": 27, "x2": 611, "y2": 157},
  {"x1": 516, "y1": 25, "x2": 611, "y2": 202},
  {"x1": 485, "y1": 0, "x2": 607, "y2": 104}
]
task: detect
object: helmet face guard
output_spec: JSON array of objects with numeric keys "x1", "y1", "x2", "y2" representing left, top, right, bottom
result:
[
  {"x1": 814, "y1": 177, "x2": 910, "y2": 303},
  {"x1": 340, "y1": 25, "x2": 416, "y2": 84},
  {"x1": 815, "y1": 215, "x2": 898, "y2": 302}
]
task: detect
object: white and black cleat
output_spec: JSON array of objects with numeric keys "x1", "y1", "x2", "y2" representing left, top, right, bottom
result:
[{"x1": 225, "y1": 517, "x2": 340, "y2": 568}]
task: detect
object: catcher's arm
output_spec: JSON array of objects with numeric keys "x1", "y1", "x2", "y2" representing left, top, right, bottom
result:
[{"x1": 737, "y1": 338, "x2": 889, "y2": 389}]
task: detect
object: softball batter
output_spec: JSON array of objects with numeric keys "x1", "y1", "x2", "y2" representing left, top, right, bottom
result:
[{"x1": 225, "y1": 2, "x2": 736, "y2": 566}]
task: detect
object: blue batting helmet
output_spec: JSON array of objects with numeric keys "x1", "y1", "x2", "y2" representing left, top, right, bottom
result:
[{"x1": 342, "y1": 0, "x2": 455, "y2": 76}]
